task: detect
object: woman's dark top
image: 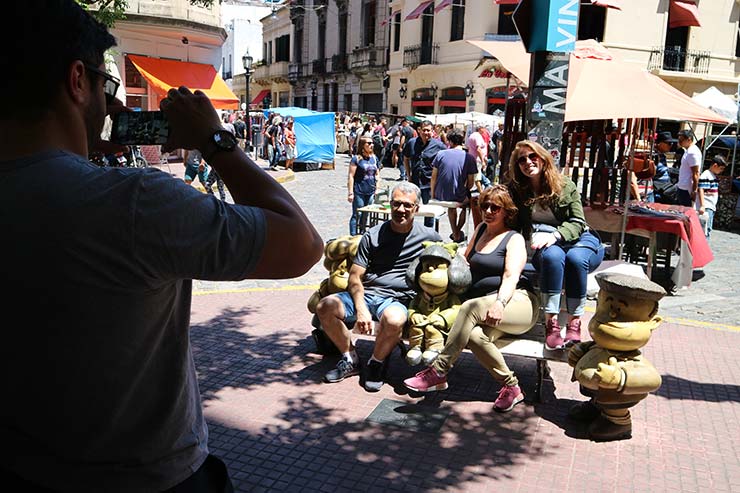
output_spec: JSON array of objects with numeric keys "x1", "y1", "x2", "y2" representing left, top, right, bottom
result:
[{"x1": 466, "y1": 225, "x2": 531, "y2": 299}]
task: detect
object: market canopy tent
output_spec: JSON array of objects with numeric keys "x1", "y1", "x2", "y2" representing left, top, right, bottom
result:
[
  {"x1": 466, "y1": 39, "x2": 728, "y2": 124},
  {"x1": 267, "y1": 107, "x2": 336, "y2": 164},
  {"x1": 691, "y1": 87, "x2": 738, "y2": 124},
  {"x1": 127, "y1": 55, "x2": 239, "y2": 110},
  {"x1": 415, "y1": 111, "x2": 503, "y2": 128}
]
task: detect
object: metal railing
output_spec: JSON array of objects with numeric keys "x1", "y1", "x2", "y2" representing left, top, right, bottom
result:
[
  {"x1": 312, "y1": 58, "x2": 326, "y2": 75},
  {"x1": 350, "y1": 46, "x2": 387, "y2": 71},
  {"x1": 288, "y1": 63, "x2": 302, "y2": 83},
  {"x1": 403, "y1": 43, "x2": 439, "y2": 68},
  {"x1": 330, "y1": 53, "x2": 349, "y2": 73},
  {"x1": 647, "y1": 46, "x2": 710, "y2": 74}
]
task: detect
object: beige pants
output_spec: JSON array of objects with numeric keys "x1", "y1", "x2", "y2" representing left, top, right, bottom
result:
[{"x1": 432, "y1": 290, "x2": 539, "y2": 386}]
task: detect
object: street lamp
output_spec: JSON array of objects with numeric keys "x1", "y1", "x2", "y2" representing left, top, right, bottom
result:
[
  {"x1": 430, "y1": 82, "x2": 438, "y2": 99},
  {"x1": 242, "y1": 49, "x2": 253, "y2": 157},
  {"x1": 464, "y1": 80, "x2": 476, "y2": 98},
  {"x1": 310, "y1": 77, "x2": 318, "y2": 109},
  {"x1": 399, "y1": 85, "x2": 408, "y2": 99}
]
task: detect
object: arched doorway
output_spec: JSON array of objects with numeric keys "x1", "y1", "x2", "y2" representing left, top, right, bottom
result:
[{"x1": 439, "y1": 86, "x2": 466, "y2": 114}]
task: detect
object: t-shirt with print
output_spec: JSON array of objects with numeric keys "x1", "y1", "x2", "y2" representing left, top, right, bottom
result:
[
  {"x1": 678, "y1": 143, "x2": 701, "y2": 191},
  {"x1": 352, "y1": 154, "x2": 378, "y2": 195},
  {"x1": 0, "y1": 150, "x2": 265, "y2": 492},
  {"x1": 353, "y1": 220, "x2": 442, "y2": 304},
  {"x1": 698, "y1": 169, "x2": 720, "y2": 211}
]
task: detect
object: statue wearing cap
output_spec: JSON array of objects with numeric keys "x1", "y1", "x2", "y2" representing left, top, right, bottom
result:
[
  {"x1": 568, "y1": 272, "x2": 666, "y2": 441},
  {"x1": 404, "y1": 241, "x2": 472, "y2": 366}
]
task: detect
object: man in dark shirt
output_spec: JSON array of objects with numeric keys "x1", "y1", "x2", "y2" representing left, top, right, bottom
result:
[
  {"x1": 315, "y1": 182, "x2": 441, "y2": 392},
  {"x1": 403, "y1": 120, "x2": 448, "y2": 227}
]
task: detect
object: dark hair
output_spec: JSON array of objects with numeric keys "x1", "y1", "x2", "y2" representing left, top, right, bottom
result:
[
  {"x1": 712, "y1": 155, "x2": 727, "y2": 167},
  {"x1": 479, "y1": 185, "x2": 518, "y2": 229},
  {"x1": 447, "y1": 129, "x2": 465, "y2": 146},
  {"x1": 677, "y1": 129, "x2": 695, "y2": 141},
  {"x1": 1, "y1": 0, "x2": 117, "y2": 120},
  {"x1": 419, "y1": 120, "x2": 433, "y2": 129}
]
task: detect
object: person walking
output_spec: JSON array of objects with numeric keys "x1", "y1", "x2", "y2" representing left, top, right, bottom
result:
[
  {"x1": 284, "y1": 118, "x2": 297, "y2": 171},
  {"x1": 348, "y1": 137, "x2": 379, "y2": 235}
]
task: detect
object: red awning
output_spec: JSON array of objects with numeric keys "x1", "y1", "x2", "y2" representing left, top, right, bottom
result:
[
  {"x1": 669, "y1": 0, "x2": 701, "y2": 29},
  {"x1": 127, "y1": 55, "x2": 239, "y2": 109},
  {"x1": 488, "y1": 97, "x2": 506, "y2": 104},
  {"x1": 380, "y1": 11, "x2": 398, "y2": 26},
  {"x1": 406, "y1": 1, "x2": 434, "y2": 21},
  {"x1": 251, "y1": 89, "x2": 270, "y2": 106},
  {"x1": 494, "y1": 0, "x2": 520, "y2": 5},
  {"x1": 591, "y1": 0, "x2": 622, "y2": 9},
  {"x1": 435, "y1": 0, "x2": 453, "y2": 13},
  {"x1": 439, "y1": 100, "x2": 466, "y2": 108},
  {"x1": 411, "y1": 100, "x2": 435, "y2": 107}
]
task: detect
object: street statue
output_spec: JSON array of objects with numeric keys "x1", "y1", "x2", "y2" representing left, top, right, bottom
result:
[
  {"x1": 404, "y1": 242, "x2": 472, "y2": 366},
  {"x1": 568, "y1": 272, "x2": 666, "y2": 441},
  {"x1": 307, "y1": 235, "x2": 362, "y2": 314}
]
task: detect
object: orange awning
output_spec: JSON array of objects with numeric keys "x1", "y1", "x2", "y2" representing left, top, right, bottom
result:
[
  {"x1": 127, "y1": 55, "x2": 239, "y2": 110},
  {"x1": 251, "y1": 89, "x2": 271, "y2": 106}
]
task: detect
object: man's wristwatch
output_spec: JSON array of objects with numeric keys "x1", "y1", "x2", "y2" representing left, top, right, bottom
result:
[{"x1": 201, "y1": 129, "x2": 237, "y2": 162}]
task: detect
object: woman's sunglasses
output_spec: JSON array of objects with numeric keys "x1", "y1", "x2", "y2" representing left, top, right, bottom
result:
[
  {"x1": 479, "y1": 202, "x2": 502, "y2": 213},
  {"x1": 516, "y1": 152, "x2": 539, "y2": 166}
]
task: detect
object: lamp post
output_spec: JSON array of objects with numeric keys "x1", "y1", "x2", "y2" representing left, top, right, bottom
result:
[
  {"x1": 242, "y1": 49, "x2": 253, "y2": 157},
  {"x1": 310, "y1": 77, "x2": 318, "y2": 110}
]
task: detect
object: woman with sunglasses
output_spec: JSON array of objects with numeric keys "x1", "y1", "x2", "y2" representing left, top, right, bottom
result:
[
  {"x1": 404, "y1": 185, "x2": 539, "y2": 412},
  {"x1": 507, "y1": 140, "x2": 604, "y2": 351},
  {"x1": 348, "y1": 136, "x2": 379, "y2": 235}
]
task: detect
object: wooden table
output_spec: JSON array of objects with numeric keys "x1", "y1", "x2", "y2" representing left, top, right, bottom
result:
[
  {"x1": 357, "y1": 203, "x2": 447, "y2": 233},
  {"x1": 585, "y1": 204, "x2": 713, "y2": 289}
]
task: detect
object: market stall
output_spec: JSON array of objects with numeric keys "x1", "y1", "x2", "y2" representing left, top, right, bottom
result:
[{"x1": 266, "y1": 107, "x2": 336, "y2": 170}]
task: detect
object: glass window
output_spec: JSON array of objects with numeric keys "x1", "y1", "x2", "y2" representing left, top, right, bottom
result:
[
  {"x1": 393, "y1": 13, "x2": 401, "y2": 52},
  {"x1": 450, "y1": 0, "x2": 465, "y2": 42}
]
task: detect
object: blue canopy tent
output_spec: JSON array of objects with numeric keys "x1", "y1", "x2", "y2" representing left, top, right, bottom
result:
[{"x1": 265, "y1": 107, "x2": 336, "y2": 166}]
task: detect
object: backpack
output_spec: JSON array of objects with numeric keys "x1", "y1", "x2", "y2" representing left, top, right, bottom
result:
[{"x1": 372, "y1": 132, "x2": 383, "y2": 147}]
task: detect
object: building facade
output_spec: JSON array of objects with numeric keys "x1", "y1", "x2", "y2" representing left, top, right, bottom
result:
[
  {"x1": 109, "y1": 0, "x2": 227, "y2": 111},
  {"x1": 388, "y1": 0, "x2": 740, "y2": 118}
]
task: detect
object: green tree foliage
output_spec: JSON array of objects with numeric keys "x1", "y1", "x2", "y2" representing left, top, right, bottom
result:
[{"x1": 76, "y1": 0, "x2": 223, "y2": 27}]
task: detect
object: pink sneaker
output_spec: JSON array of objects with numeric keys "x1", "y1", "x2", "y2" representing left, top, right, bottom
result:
[
  {"x1": 564, "y1": 318, "x2": 582, "y2": 346},
  {"x1": 403, "y1": 367, "x2": 448, "y2": 392},
  {"x1": 494, "y1": 384, "x2": 525, "y2": 412},
  {"x1": 545, "y1": 317, "x2": 564, "y2": 350}
]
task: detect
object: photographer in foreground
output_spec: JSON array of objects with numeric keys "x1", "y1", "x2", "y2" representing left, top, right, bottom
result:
[{"x1": 0, "y1": 1, "x2": 322, "y2": 491}]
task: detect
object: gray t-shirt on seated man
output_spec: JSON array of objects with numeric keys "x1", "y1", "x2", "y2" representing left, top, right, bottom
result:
[{"x1": 353, "y1": 220, "x2": 441, "y2": 304}]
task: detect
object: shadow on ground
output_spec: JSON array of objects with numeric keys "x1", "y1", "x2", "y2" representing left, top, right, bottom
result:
[
  {"x1": 190, "y1": 307, "x2": 555, "y2": 492},
  {"x1": 654, "y1": 374, "x2": 740, "y2": 403}
]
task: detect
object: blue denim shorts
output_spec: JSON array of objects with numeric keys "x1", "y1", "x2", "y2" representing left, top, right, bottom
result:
[{"x1": 334, "y1": 291, "x2": 408, "y2": 323}]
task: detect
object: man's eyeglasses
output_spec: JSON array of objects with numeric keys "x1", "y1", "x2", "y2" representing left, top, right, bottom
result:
[
  {"x1": 479, "y1": 202, "x2": 502, "y2": 213},
  {"x1": 390, "y1": 200, "x2": 417, "y2": 210},
  {"x1": 85, "y1": 64, "x2": 121, "y2": 105},
  {"x1": 516, "y1": 152, "x2": 539, "y2": 166}
]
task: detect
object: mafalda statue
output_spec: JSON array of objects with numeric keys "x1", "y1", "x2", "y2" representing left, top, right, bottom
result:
[
  {"x1": 405, "y1": 241, "x2": 472, "y2": 366},
  {"x1": 568, "y1": 272, "x2": 666, "y2": 441},
  {"x1": 307, "y1": 235, "x2": 362, "y2": 314}
]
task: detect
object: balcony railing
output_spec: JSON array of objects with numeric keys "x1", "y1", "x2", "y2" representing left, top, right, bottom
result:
[
  {"x1": 403, "y1": 43, "x2": 439, "y2": 68},
  {"x1": 350, "y1": 46, "x2": 387, "y2": 72},
  {"x1": 330, "y1": 53, "x2": 349, "y2": 73},
  {"x1": 222, "y1": 70, "x2": 232, "y2": 80},
  {"x1": 312, "y1": 58, "x2": 326, "y2": 75},
  {"x1": 647, "y1": 46, "x2": 710, "y2": 74},
  {"x1": 288, "y1": 63, "x2": 302, "y2": 84}
]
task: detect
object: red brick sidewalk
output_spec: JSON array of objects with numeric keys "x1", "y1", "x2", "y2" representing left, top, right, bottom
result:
[{"x1": 190, "y1": 289, "x2": 740, "y2": 493}]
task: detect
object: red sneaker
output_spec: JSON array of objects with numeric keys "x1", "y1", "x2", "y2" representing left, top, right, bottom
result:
[
  {"x1": 403, "y1": 367, "x2": 448, "y2": 392},
  {"x1": 494, "y1": 384, "x2": 525, "y2": 412},
  {"x1": 545, "y1": 317, "x2": 564, "y2": 350},
  {"x1": 564, "y1": 318, "x2": 582, "y2": 346}
]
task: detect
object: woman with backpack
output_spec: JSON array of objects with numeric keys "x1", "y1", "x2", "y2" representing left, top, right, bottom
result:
[{"x1": 348, "y1": 136, "x2": 379, "y2": 235}]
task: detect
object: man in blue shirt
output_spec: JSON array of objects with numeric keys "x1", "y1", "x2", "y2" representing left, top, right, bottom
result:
[{"x1": 403, "y1": 120, "x2": 448, "y2": 227}]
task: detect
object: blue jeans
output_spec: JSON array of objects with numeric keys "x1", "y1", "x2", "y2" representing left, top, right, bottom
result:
[
  {"x1": 703, "y1": 208, "x2": 715, "y2": 238},
  {"x1": 349, "y1": 191, "x2": 374, "y2": 235},
  {"x1": 420, "y1": 187, "x2": 434, "y2": 228},
  {"x1": 334, "y1": 291, "x2": 408, "y2": 324},
  {"x1": 532, "y1": 231, "x2": 604, "y2": 316}
]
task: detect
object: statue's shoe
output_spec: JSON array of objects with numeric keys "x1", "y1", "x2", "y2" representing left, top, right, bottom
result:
[
  {"x1": 567, "y1": 400, "x2": 600, "y2": 422},
  {"x1": 588, "y1": 414, "x2": 632, "y2": 442},
  {"x1": 406, "y1": 347, "x2": 423, "y2": 366}
]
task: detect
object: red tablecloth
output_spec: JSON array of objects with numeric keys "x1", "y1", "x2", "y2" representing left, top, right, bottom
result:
[{"x1": 625, "y1": 204, "x2": 713, "y2": 268}]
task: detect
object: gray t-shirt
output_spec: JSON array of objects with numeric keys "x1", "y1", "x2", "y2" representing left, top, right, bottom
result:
[
  {"x1": 0, "y1": 150, "x2": 265, "y2": 491},
  {"x1": 353, "y1": 220, "x2": 442, "y2": 303}
]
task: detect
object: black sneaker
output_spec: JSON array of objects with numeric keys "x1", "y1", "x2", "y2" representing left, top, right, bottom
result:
[
  {"x1": 324, "y1": 358, "x2": 359, "y2": 383},
  {"x1": 364, "y1": 359, "x2": 388, "y2": 392}
]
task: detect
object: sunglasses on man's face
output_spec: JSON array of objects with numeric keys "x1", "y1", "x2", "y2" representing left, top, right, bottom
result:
[
  {"x1": 516, "y1": 152, "x2": 539, "y2": 166},
  {"x1": 85, "y1": 64, "x2": 121, "y2": 105},
  {"x1": 479, "y1": 202, "x2": 502, "y2": 213}
]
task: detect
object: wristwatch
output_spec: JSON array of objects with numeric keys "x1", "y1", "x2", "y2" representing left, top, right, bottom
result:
[{"x1": 201, "y1": 129, "x2": 237, "y2": 161}]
